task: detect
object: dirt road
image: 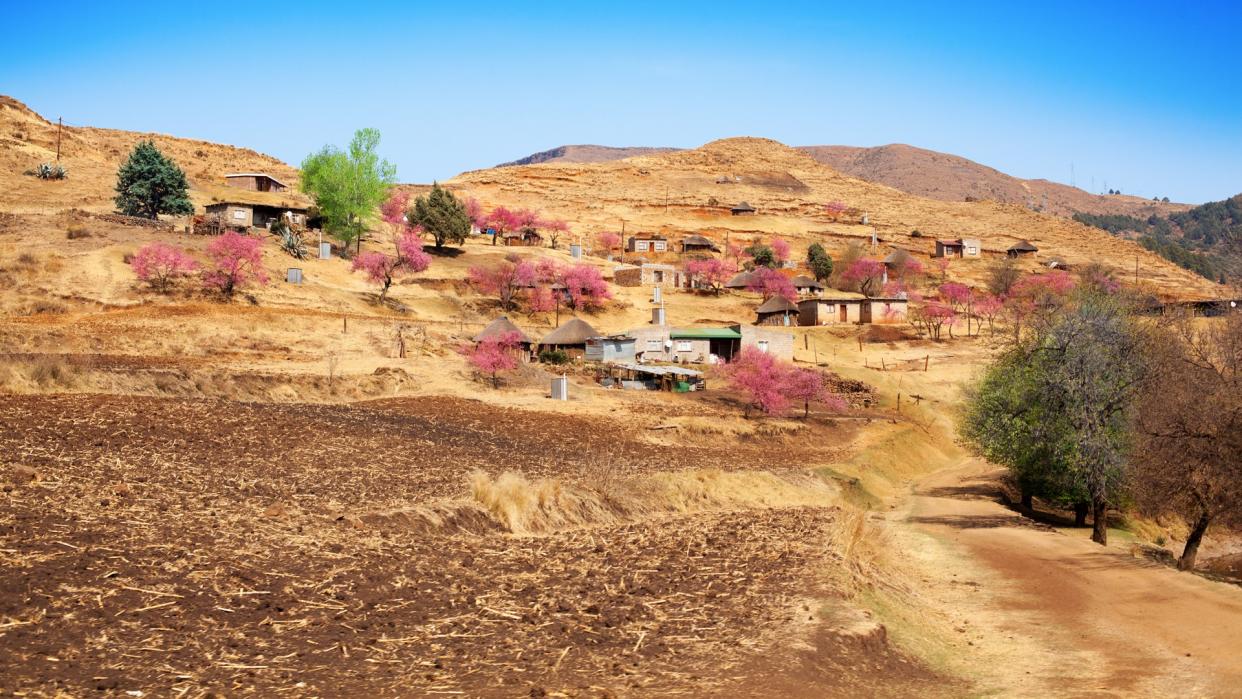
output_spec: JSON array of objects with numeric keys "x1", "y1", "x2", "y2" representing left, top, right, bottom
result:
[{"x1": 901, "y1": 460, "x2": 1242, "y2": 697}]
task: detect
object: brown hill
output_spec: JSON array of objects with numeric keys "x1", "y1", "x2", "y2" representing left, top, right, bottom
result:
[
  {"x1": 799, "y1": 143, "x2": 1190, "y2": 218},
  {"x1": 497, "y1": 144, "x2": 680, "y2": 167},
  {"x1": 0, "y1": 96, "x2": 308, "y2": 214},
  {"x1": 449, "y1": 137, "x2": 1222, "y2": 301}
]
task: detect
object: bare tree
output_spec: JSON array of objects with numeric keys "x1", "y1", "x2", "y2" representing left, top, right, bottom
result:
[{"x1": 1132, "y1": 311, "x2": 1242, "y2": 570}]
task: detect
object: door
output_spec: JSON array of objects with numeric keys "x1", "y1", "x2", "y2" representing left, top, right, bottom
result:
[
  {"x1": 839, "y1": 304, "x2": 847, "y2": 323},
  {"x1": 859, "y1": 302, "x2": 872, "y2": 324}
]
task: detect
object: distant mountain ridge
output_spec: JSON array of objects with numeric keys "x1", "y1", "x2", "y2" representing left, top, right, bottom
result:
[
  {"x1": 497, "y1": 145, "x2": 680, "y2": 167},
  {"x1": 496, "y1": 142, "x2": 1190, "y2": 220}
]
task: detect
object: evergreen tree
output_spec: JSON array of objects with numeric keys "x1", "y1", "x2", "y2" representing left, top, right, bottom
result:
[
  {"x1": 113, "y1": 141, "x2": 193, "y2": 219},
  {"x1": 807, "y1": 242, "x2": 834, "y2": 281},
  {"x1": 300, "y1": 128, "x2": 396, "y2": 254},
  {"x1": 408, "y1": 183, "x2": 471, "y2": 249}
]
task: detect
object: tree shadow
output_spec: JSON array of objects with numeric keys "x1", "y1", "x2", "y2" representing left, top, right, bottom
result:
[{"x1": 426, "y1": 246, "x2": 466, "y2": 258}]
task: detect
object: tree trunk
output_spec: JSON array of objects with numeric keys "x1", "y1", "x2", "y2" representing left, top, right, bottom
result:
[
  {"x1": 1178, "y1": 511, "x2": 1212, "y2": 571},
  {"x1": 1074, "y1": 502, "x2": 1088, "y2": 527},
  {"x1": 1020, "y1": 491, "x2": 1033, "y2": 509},
  {"x1": 1091, "y1": 498, "x2": 1108, "y2": 545}
]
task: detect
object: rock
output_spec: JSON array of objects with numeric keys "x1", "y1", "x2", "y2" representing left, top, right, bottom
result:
[
  {"x1": 10, "y1": 465, "x2": 39, "y2": 484},
  {"x1": 263, "y1": 503, "x2": 288, "y2": 518}
]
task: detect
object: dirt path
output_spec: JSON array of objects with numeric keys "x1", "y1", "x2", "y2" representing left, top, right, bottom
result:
[{"x1": 897, "y1": 459, "x2": 1242, "y2": 697}]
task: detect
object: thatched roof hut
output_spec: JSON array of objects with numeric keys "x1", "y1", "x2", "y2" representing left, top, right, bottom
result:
[
  {"x1": 540, "y1": 318, "x2": 601, "y2": 348},
  {"x1": 755, "y1": 295, "x2": 799, "y2": 326},
  {"x1": 790, "y1": 275, "x2": 823, "y2": 292},
  {"x1": 731, "y1": 202, "x2": 756, "y2": 215},
  {"x1": 680, "y1": 234, "x2": 720, "y2": 252},
  {"x1": 1007, "y1": 240, "x2": 1039, "y2": 257},
  {"x1": 724, "y1": 270, "x2": 756, "y2": 289},
  {"x1": 474, "y1": 316, "x2": 533, "y2": 346}
]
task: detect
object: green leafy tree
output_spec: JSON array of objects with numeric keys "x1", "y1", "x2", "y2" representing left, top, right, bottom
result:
[
  {"x1": 408, "y1": 183, "x2": 471, "y2": 249},
  {"x1": 745, "y1": 243, "x2": 776, "y2": 269},
  {"x1": 807, "y1": 242, "x2": 834, "y2": 281},
  {"x1": 300, "y1": 128, "x2": 396, "y2": 254},
  {"x1": 962, "y1": 293, "x2": 1146, "y2": 544},
  {"x1": 113, "y1": 141, "x2": 193, "y2": 219}
]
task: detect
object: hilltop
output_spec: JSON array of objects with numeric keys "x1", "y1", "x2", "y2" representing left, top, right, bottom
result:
[
  {"x1": 450, "y1": 136, "x2": 1223, "y2": 301},
  {"x1": 800, "y1": 143, "x2": 1190, "y2": 218},
  {"x1": 495, "y1": 140, "x2": 1191, "y2": 220},
  {"x1": 497, "y1": 144, "x2": 680, "y2": 167}
]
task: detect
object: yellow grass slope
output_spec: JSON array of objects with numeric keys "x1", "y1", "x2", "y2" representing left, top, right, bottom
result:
[{"x1": 448, "y1": 137, "x2": 1222, "y2": 301}]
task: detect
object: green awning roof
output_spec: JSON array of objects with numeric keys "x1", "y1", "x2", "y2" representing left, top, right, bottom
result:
[{"x1": 669, "y1": 327, "x2": 742, "y2": 340}]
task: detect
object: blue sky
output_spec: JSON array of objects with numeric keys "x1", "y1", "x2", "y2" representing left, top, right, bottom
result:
[{"x1": 3, "y1": 1, "x2": 1239, "y2": 203}]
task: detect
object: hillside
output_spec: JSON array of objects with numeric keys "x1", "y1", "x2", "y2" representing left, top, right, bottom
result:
[
  {"x1": 799, "y1": 144, "x2": 1190, "y2": 218},
  {"x1": 495, "y1": 141, "x2": 1191, "y2": 220},
  {"x1": 450, "y1": 137, "x2": 1223, "y2": 301},
  {"x1": 497, "y1": 144, "x2": 680, "y2": 167},
  {"x1": 0, "y1": 96, "x2": 308, "y2": 214}
]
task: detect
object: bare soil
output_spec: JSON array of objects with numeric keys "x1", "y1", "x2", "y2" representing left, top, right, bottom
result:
[{"x1": 0, "y1": 394, "x2": 949, "y2": 697}]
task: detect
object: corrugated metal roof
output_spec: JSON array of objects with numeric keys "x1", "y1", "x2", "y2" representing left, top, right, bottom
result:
[
  {"x1": 668, "y1": 327, "x2": 742, "y2": 340},
  {"x1": 611, "y1": 362, "x2": 703, "y2": 377}
]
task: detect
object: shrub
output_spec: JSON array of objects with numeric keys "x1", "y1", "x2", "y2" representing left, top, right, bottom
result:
[
  {"x1": 131, "y1": 242, "x2": 198, "y2": 291},
  {"x1": 65, "y1": 225, "x2": 91, "y2": 239},
  {"x1": 27, "y1": 162, "x2": 67, "y2": 180},
  {"x1": 202, "y1": 231, "x2": 268, "y2": 297},
  {"x1": 538, "y1": 349, "x2": 570, "y2": 365}
]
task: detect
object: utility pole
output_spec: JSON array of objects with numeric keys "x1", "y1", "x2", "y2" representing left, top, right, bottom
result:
[{"x1": 56, "y1": 117, "x2": 62, "y2": 163}]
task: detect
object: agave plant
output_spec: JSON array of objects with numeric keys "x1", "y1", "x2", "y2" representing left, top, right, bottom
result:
[
  {"x1": 29, "y1": 162, "x2": 67, "y2": 180},
  {"x1": 279, "y1": 228, "x2": 308, "y2": 259}
]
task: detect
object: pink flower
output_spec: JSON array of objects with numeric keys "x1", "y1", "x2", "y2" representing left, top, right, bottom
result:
[{"x1": 131, "y1": 242, "x2": 197, "y2": 291}]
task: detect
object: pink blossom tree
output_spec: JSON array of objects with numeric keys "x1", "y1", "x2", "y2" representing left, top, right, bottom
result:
[
  {"x1": 463, "y1": 196, "x2": 486, "y2": 229},
  {"x1": 784, "y1": 368, "x2": 847, "y2": 418},
  {"x1": 685, "y1": 258, "x2": 734, "y2": 294},
  {"x1": 202, "y1": 231, "x2": 268, "y2": 297},
  {"x1": 460, "y1": 330, "x2": 521, "y2": 388},
  {"x1": 770, "y1": 237, "x2": 791, "y2": 265},
  {"x1": 542, "y1": 218, "x2": 570, "y2": 249},
  {"x1": 595, "y1": 231, "x2": 622, "y2": 256},
  {"x1": 912, "y1": 301, "x2": 956, "y2": 340},
  {"x1": 558, "y1": 263, "x2": 611, "y2": 311},
  {"x1": 974, "y1": 293, "x2": 1004, "y2": 335},
  {"x1": 467, "y1": 257, "x2": 537, "y2": 311},
  {"x1": 482, "y1": 206, "x2": 521, "y2": 246},
  {"x1": 938, "y1": 282, "x2": 973, "y2": 337},
  {"x1": 350, "y1": 230, "x2": 432, "y2": 301},
  {"x1": 131, "y1": 242, "x2": 197, "y2": 291},
  {"x1": 841, "y1": 258, "x2": 887, "y2": 297},
  {"x1": 720, "y1": 347, "x2": 790, "y2": 417},
  {"x1": 825, "y1": 201, "x2": 847, "y2": 219},
  {"x1": 380, "y1": 190, "x2": 410, "y2": 229},
  {"x1": 934, "y1": 257, "x2": 952, "y2": 282},
  {"x1": 747, "y1": 267, "x2": 797, "y2": 301}
]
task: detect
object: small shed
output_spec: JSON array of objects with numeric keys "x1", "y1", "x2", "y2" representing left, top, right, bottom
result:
[
  {"x1": 539, "y1": 318, "x2": 601, "y2": 359},
  {"x1": 613, "y1": 264, "x2": 642, "y2": 287},
  {"x1": 935, "y1": 238, "x2": 981, "y2": 259},
  {"x1": 503, "y1": 229, "x2": 543, "y2": 247},
  {"x1": 640, "y1": 263, "x2": 684, "y2": 287},
  {"x1": 475, "y1": 316, "x2": 534, "y2": 361},
  {"x1": 1007, "y1": 240, "x2": 1039, "y2": 258},
  {"x1": 790, "y1": 275, "x2": 824, "y2": 296},
  {"x1": 680, "y1": 234, "x2": 720, "y2": 253},
  {"x1": 224, "y1": 173, "x2": 288, "y2": 193},
  {"x1": 724, "y1": 270, "x2": 756, "y2": 289},
  {"x1": 585, "y1": 335, "x2": 637, "y2": 363},
  {"x1": 601, "y1": 362, "x2": 706, "y2": 392},
  {"x1": 626, "y1": 234, "x2": 669, "y2": 253},
  {"x1": 731, "y1": 202, "x2": 756, "y2": 216},
  {"x1": 755, "y1": 296, "x2": 799, "y2": 326}
]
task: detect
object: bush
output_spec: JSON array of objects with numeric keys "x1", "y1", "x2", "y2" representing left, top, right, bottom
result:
[
  {"x1": 538, "y1": 348, "x2": 570, "y2": 365},
  {"x1": 65, "y1": 225, "x2": 90, "y2": 239},
  {"x1": 26, "y1": 162, "x2": 67, "y2": 180}
]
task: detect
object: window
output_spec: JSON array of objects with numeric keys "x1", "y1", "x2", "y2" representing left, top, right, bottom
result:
[
  {"x1": 757, "y1": 340, "x2": 769, "y2": 353},
  {"x1": 653, "y1": 270, "x2": 664, "y2": 283},
  {"x1": 232, "y1": 210, "x2": 246, "y2": 220},
  {"x1": 654, "y1": 241, "x2": 667, "y2": 252},
  {"x1": 966, "y1": 245, "x2": 978, "y2": 255},
  {"x1": 636, "y1": 241, "x2": 649, "y2": 252},
  {"x1": 825, "y1": 304, "x2": 836, "y2": 312},
  {"x1": 676, "y1": 340, "x2": 693, "y2": 352},
  {"x1": 646, "y1": 338, "x2": 663, "y2": 351}
]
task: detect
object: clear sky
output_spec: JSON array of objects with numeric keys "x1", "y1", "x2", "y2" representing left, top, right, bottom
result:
[{"x1": 3, "y1": 1, "x2": 1239, "y2": 203}]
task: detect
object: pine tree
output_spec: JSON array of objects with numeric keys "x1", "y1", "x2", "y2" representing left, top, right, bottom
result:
[
  {"x1": 114, "y1": 141, "x2": 193, "y2": 219},
  {"x1": 408, "y1": 182, "x2": 471, "y2": 249}
]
